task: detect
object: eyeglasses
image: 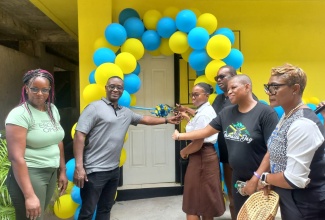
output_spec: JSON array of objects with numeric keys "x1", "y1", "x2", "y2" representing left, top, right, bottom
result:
[
  {"x1": 263, "y1": 83, "x2": 287, "y2": 95},
  {"x1": 106, "y1": 84, "x2": 124, "y2": 91},
  {"x1": 29, "y1": 87, "x2": 51, "y2": 94},
  {"x1": 191, "y1": 93, "x2": 206, "y2": 98},
  {"x1": 215, "y1": 75, "x2": 228, "y2": 81}
]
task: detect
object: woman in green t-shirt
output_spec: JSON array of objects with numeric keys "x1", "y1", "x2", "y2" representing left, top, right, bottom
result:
[{"x1": 5, "y1": 69, "x2": 67, "y2": 220}]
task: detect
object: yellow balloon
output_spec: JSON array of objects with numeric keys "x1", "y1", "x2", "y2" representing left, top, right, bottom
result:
[
  {"x1": 302, "y1": 97, "x2": 307, "y2": 104},
  {"x1": 119, "y1": 148, "x2": 127, "y2": 167},
  {"x1": 159, "y1": 38, "x2": 174, "y2": 56},
  {"x1": 181, "y1": 47, "x2": 193, "y2": 62},
  {"x1": 205, "y1": 59, "x2": 226, "y2": 82},
  {"x1": 95, "y1": 63, "x2": 124, "y2": 85},
  {"x1": 163, "y1": 6, "x2": 179, "y2": 19},
  {"x1": 94, "y1": 37, "x2": 119, "y2": 53},
  {"x1": 54, "y1": 194, "x2": 79, "y2": 219},
  {"x1": 208, "y1": 93, "x2": 217, "y2": 104},
  {"x1": 124, "y1": 133, "x2": 129, "y2": 143},
  {"x1": 308, "y1": 96, "x2": 320, "y2": 105},
  {"x1": 169, "y1": 31, "x2": 189, "y2": 54},
  {"x1": 206, "y1": 35, "x2": 231, "y2": 59},
  {"x1": 236, "y1": 71, "x2": 242, "y2": 74},
  {"x1": 197, "y1": 13, "x2": 218, "y2": 34},
  {"x1": 194, "y1": 75, "x2": 216, "y2": 89},
  {"x1": 121, "y1": 38, "x2": 145, "y2": 60},
  {"x1": 65, "y1": 181, "x2": 74, "y2": 194},
  {"x1": 130, "y1": 94, "x2": 137, "y2": 106},
  {"x1": 143, "y1": 9, "x2": 162, "y2": 30},
  {"x1": 115, "y1": 52, "x2": 137, "y2": 74},
  {"x1": 71, "y1": 123, "x2": 77, "y2": 139},
  {"x1": 82, "y1": 84, "x2": 106, "y2": 104}
]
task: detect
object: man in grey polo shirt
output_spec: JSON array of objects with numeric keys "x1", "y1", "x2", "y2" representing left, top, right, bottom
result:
[{"x1": 73, "y1": 76, "x2": 180, "y2": 220}]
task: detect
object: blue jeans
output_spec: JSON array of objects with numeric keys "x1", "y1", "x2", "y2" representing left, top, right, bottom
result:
[{"x1": 78, "y1": 167, "x2": 120, "y2": 220}]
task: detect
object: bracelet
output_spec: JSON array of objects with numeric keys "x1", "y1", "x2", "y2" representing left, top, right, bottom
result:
[
  {"x1": 177, "y1": 134, "x2": 180, "y2": 140},
  {"x1": 165, "y1": 118, "x2": 168, "y2": 124},
  {"x1": 254, "y1": 171, "x2": 261, "y2": 179}
]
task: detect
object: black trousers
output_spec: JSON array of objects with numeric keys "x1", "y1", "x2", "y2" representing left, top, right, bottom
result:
[{"x1": 78, "y1": 167, "x2": 120, "y2": 220}]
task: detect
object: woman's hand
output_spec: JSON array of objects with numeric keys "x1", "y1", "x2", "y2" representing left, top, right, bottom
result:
[
  {"x1": 25, "y1": 194, "x2": 41, "y2": 220},
  {"x1": 58, "y1": 169, "x2": 68, "y2": 196},
  {"x1": 172, "y1": 129, "x2": 180, "y2": 140},
  {"x1": 180, "y1": 112, "x2": 190, "y2": 122},
  {"x1": 242, "y1": 179, "x2": 258, "y2": 196},
  {"x1": 73, "y1": 167, "x2": 88, "y2": 188},
  {"x1": 180, "y1": 149, "x2": 188, "y2": 159}
]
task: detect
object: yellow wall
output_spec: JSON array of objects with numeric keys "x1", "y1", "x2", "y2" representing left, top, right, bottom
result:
[{"x1": 78, "y1": 0, "x2": 325, "y2": 109}]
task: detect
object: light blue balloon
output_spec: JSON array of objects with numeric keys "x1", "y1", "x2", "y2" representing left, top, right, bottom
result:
[
  {"x1": 118, "y1": 90, "x2": 131, "y2": 107},
  {"x1": 93, "y1": 48, "x2": 116, "y2": 66},
  {"x1": 131, "y1": 62, "x2": 141, "y2": 75},
  {"x1": 213, "y1": 27, "x2": 235, "y2": 44},
  {"x1": 65, "y1": 158, "x2": 75, "y2": 182},
  {"x1": 124, "y1": 74, "x2": 141, "y2": 94},
  {"x1": 274, "y1": 106, "x2": 284, "y2": 119},
  {"x1": 188, "y1": 27, "x2": 209, "y2": 50},
  {"x1": 71, "y1": 185, "x2": 82, "y2": 204},
  {"x1": 119, "y1": 8, "x2": 140, "y2": 25},
  {"x1": 215, "y1": 84, "x2": 224, "y2": 95},
  {"x1": 124, "y1": 17, "x2": 145, "y2": 38},
  {"x1": 175, "y1": 9, "x2": 197, "y2": 33},
  {"x1": 196, "y1": 70, "x2": 205, "y2": 77},
  {"x1": 259, "y1": 100, "x2": 269, "y2": 105},
  {"x1": 188, "y1": 50, "x2": 211, "y2": 71},
  {"x1": 105, "y1": 23, "x2": 127, "y2": 46},
  {"x1": 307, "y1": 103, "x2": 317, "y2": 110},
  {"x1": 88, "y1": 70, "x2": 96, "y2": 84},
  {"x1": 222, "y1": 48, "x2": 244, "y2": 70},
  {"x1": 141, "y1": 30, "x2": 161, "y2": 51},
  {"x1": 157, "y1": 17, "x2": 177, "y2": 38}
]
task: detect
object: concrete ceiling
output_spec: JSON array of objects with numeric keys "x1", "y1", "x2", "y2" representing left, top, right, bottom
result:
[{"x1": 0, "y1": 0, "x2": 79, "y2": 63}]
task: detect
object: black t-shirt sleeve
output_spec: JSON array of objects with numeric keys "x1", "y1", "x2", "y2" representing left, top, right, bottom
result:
[{"x1": 260, "y1": 107, "x2": 279, "y2": 143}]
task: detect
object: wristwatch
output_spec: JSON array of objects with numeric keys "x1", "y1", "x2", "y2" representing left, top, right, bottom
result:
[{"x1": 260, "y1": 172, "x2": 270, "y2": 186}]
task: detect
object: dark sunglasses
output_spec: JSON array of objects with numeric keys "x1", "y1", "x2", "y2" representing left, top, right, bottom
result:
[{"x1": 215, "y1": 75, "x2": 228, "y2": 80}]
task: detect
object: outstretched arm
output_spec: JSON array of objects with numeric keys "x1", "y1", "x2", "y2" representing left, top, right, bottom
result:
[
  {"x1": 139, "y1": 115, "x2": 181, "y2": 125},
  {"x1": 172, "y1": 125, "x2": 219, "y2": 141}
]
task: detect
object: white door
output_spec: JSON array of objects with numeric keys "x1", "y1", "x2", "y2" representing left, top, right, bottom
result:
[{"x1": 123, "y1": 53, "x2": 175, "y2": 185}]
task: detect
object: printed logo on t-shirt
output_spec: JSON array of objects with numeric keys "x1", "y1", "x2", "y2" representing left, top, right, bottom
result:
[
  {"x1": 32, "y1": 120, "x2": 62, "y2": 133},
  {"x1": 223, "y1": 122, "x2": 253, "y2": 143}
]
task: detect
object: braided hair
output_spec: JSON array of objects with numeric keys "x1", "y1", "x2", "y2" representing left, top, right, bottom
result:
[{"x1": 20, "y1": 69, "x2": 56, "y2": 124}]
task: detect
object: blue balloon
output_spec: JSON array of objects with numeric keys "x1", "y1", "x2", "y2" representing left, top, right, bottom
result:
[
  {"x1": 157, "y1": 17, "x2": 177, "y2": 38},
  {"x1": 141, "y1": 30, "x2": 161, "y2": 51},
  {"x1": 131, "y1": 62, "x2": 141, "y2": 75},
  {"x1": 123, "y1": 17, "x2": 145, "y2": 38},
  {"x1": 65, "y1": 158, "x2": 75, "y2": 182},
  {"x1": 215, "y1": 84, "x2": 224, "y2": 95},
  {"x1": 175, "y1": 9, "x2": 197, "y2": 33},
  {"x1": 259, "y1": 100, "x2": 269, "y2": 105},
  {"x1": 74, "y1": 206, "x2": 97, "y2": 220},
  {"x1": 119, "y1": 8, "x2": 140, "y2": 25},
  {"x1": 71, "y1": 185, "x2": 82, "y2": 204},
  {"x1": 213, "y1": 27, "x2": 235, "y2": 44},
  {"x1": 188, "y1": 27, "x2": 209, "y2": 50},
  {"x1": 118, "y1": 90, "x2": 131, "y2": 107},
  {"x1": 196, "y1": 70, "x2": 205, "y2": 77},
  {"x1": 89, "y1": 70, "x2": 96, "y2": 84},
  {"x1": 307, "y1": 103, "x2": 317, "y2": 110},
  {"x1": 105, "y1": 23, "x2": 127, "y2": 46},
  {"x1": 188, "y1": 50, "x2": 211, "y2": 71},
  {"x1": 222, "y1": 48, "x2": 244, "y2": 70},
  {"x1": 93, "y1": 48, "x2": 116, "y2": 66},
  {"x1": 274, "y1": 106, "x2": 284, "y2": 119},
  {"x1": 124, "y1": 74, "x2": 141, "y2": 94}
]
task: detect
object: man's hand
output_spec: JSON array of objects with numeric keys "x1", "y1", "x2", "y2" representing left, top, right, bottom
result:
[
  {"x1": 167, "y1": 114, "x2": 182, "y2": 124},
  {"x1": 172, "y1": 129, "x2": 180, "y2": 140},
  {"x1": 73, "y1": 167, "x2": 88, "y2": 188}
]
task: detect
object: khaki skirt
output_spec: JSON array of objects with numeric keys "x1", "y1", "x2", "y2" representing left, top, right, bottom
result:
[{"x1": 183, "y1": 143, "x2": 225, "y2": 217}]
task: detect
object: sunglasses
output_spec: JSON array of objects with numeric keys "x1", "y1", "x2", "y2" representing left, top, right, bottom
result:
[{"x1": 215, "y1": 75, "x2": 228, "y2": 81}]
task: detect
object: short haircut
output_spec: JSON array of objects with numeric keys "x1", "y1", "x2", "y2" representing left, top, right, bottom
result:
[{"x1": 195, "y1": 82, "x2": 214, "y2": 94}]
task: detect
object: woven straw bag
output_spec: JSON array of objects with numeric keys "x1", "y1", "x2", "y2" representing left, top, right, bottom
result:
[{"x1": 237, "y1": 190, "x2": 280, "y2": 220}]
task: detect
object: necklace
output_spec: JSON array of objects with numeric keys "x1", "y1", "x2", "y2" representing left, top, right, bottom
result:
[{"x1": 284, "y1": 102, "x2": 304, "y2": 119}]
